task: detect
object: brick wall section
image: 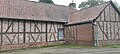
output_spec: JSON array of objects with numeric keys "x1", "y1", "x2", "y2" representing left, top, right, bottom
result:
[{"x1": 65, "y1": 23, "x2": 94, "y2": 46}]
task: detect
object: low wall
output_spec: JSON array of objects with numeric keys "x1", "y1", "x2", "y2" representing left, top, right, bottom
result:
[{"x1": 0, "y1": 42, "x2": 47, "y2": 51}]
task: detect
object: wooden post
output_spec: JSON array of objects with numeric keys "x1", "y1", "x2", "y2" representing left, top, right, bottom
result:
[
  {"x1": 75, "y1": 25, "x2": 78, "y2": 44},
  {"x1": 109, "y1": 5, "x2": 112, "y2": 40},
  {"x1": 94, "y1": 22, "x2": 99, "y2": 47},
  {"x1": 57, "y1": 23, "x2": 59, "y2": 41},
  {"x1": 45, "y1": 22, "x2": 48, "y2": 42},
  {"x1": 40, "y1": 22, "x2": 43, "y2": 42},
  {"x1": 23, "y1": 20, "x2": 26, "y2": 43},
  {"x1": 92, "y1": 22, "x2": 95, "y2": 46},
  {"x1": 29, "y1": 20, "x2": 32, "y2": 43},
  {"x1": 1, "y1": 19, "x2": 3, "y2": 45},
  {"x1": 18, "y1": 20, "x2": 20, "y2": 44}
]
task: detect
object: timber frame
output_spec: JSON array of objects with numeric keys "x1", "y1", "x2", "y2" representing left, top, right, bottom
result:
[
  {"x1": 0, "y1": 0, "x2": 120, "y2": 51},
  {"x1": 94, "y1": 1, "x2": 120, "y2": 46},
  {"x1": 0, "y1": 18, "x2": 64, "y2": 49},
  {"x1": 64, "y1": 1, "x2": 120, "y2": 46}
]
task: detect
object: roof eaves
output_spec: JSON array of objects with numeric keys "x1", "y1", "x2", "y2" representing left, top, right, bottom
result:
[
  {"x1": 25, "y1": 0, "x2": 73, "y2": 9},
  {"x1": 110, "y1": 1, "x2": 120, "y2": 16},
  {"x1": 65, "y1": 19, "x2": 94, "y2": 26},
  {"x1": 72, "y1": 1, "x2": 111, "y2": 15},
  {"x1": 0, "y1": 17, "x2": 67, "y2": 23}
]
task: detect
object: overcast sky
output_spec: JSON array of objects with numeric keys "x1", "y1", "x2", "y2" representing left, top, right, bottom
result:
[{"x1": 30, "y1": 0, "x2": 120, "y2": 9}]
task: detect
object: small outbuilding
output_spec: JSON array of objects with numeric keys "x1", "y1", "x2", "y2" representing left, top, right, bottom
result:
[{"x1": 65, "y1": 1, "x2": 120, "y2": 46}]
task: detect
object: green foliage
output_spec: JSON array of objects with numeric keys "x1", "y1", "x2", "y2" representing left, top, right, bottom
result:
[
  {"x1": 38, "y1": 0, "x2": 54, "y2": 4},
  {"x1": 78, "y1": 0, "x2": 106, "y2": 9},
  {"x1": 31, "y1": 44, "x2": 93, "y2": 49},
  {"x1": 102, "y1": 44, "x2": 120, "y2": 48},
  {"x1": 53, "y1": 44, "x2": 93, "y2": 49}
]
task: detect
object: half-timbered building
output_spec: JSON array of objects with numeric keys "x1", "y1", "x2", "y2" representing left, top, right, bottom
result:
[
  {"x1": 0, "y1": 0, "x2": 76, "y2": 50},
  {"x1": 65, "y1": 1, "x2": 120, "y2": 46},
  {"x1": 0, "y1": 0, "x2": 120, "y2": 51}
]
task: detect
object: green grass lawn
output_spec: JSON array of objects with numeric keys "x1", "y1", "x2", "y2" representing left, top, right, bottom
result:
[
  {"x1": 31, "y1": 44, "x2": 95, "y2": 49},
  {"x1": 27, "y1": 44, "x2": 120, "y2": 49},
  {"x1": 38, "y1": 44, "x2": 120, "y2": 49},
  {"x1": 1, "y1": 44, "x2": 120, "y2": 53},
  {"x1": 102, "y1": 44, "x2": 120, "y2": 48}
]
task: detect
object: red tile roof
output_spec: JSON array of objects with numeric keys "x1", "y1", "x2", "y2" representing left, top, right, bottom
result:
[
  {"x1": 0, "y1": 0, "x2": 76, "y2": 22},
  {"x1": 68, "y1": 2, "x2": 110, "y2": 24}
]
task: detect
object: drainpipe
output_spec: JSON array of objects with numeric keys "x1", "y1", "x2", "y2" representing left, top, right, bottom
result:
[{"x1": 92, "y1": 21, "x2": 99, "y2": 47}]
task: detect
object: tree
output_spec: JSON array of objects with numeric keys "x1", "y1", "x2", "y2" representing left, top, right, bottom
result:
[
  {"x1": 39, "y1": 0, "x2": 54, "y2": 4},
  {"x1": 78, "y1": 0, "x2": 106, "y2": 9}
]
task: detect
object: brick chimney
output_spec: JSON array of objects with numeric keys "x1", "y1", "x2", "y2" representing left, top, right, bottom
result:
[
  {"x1": 69, "y1": 0, "x2": 76, "y2": 9},
  {"x1": 29, "y1": 0, "x2": 39, "y2": 2},
  {"x1": 23, "y1": 0, "x2": 30, "y2": 1}
]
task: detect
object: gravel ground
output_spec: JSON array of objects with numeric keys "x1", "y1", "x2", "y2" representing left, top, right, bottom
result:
[{"x1": 0, "y1": 48, "x2": 120, "y2": 54}]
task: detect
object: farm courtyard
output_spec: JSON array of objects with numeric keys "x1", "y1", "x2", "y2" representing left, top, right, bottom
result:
[{"x1": 1, "y1": 45, "x2": 120, "y2": 54}]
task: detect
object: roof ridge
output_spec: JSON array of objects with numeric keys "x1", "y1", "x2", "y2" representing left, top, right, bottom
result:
[
  {"x1": 69, "y1": 1, "x2": 110, "y2": 16},
  {"x1": 79, "y1": 1, "x2": 110, "y2": 12},
  {"x1": 68, "y1": 1, "x2": 111, "y2": 24},
  {"x1": 82, "y1": 2, "x2": 110, "y2": 10},
  {"x1": 17, "y1": 0, "x2": 74, "y2": 9},
  {"x1": 0, "y1": 0, "x2": 75, "y2": 22}
]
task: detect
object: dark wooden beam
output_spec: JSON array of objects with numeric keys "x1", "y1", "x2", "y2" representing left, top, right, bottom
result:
[
  {"x1": 40, "y1": 22, "x2": 43, "y2": 42},
  {"x1": 12, "y1": 20, "x2": 14, "y2": 32},
  {"x1": 45, "y1": 22, "x2": 48, "y2": 42},
  {"x1": 73, "y1": 25, "x2": 75, "y2": 39},
  {"x1": 1, "y1": 19, "x2": 3, "y2": 45},
  {"x1": 30, "y1": 34, "x2": 36, "y2": 42},
  {"x1": 4, "y1": 34, "x2": 12, "y2": 44},
  {"x1": 53, "y1": 23, "x2": 57, "y2": 41},
  {"x1": 8, "y1": 19, "x2": 9, "y2": 26},
  {"x1": 53, "y1": 23, "x2": 56, "y2": 32},
  {"x1": 104, "y1": 9, "x2": 106, "y2": 21},
  {"x1": 113, "y1": 22, "x2": 116, "y2": 39},
  {"x1": 48, "y1": 22, "x2": 52, "y2": 41},
  {"x1": 115, "y1": 10, "x2": 117, "y2": 21},
  {"x1": 109, "y1": 5, "x2": 112, "y2": 39},
  {"x1": 92, "y1": 23, "x2": 95, "y2": 46},
  {"x1": 18, "y1": 20, "x2": 20, "y2": 44},
  {"x1": 35, "y1": 33, "x2": 40, "y2": 42},
  {"x1": 49, "y1": 22, "x2": 52, "y2": 33},
  {"x1": 96, "y1": 21, "x2": 120, "y2": 22},
  {"x1": 0, "y1": 32, "x2": 46, "y2": 34},
  {"x1": 102, "y1": 22, "x2": 105, "y2": 40},
  {"x1": 57, "y1": 22, "x2": 59, "y2": 41},
  {"x1": 11, "y1": 33, "x2": 17, "y2": 44},
  {"x1": 75, "y1": 25, "x2": 78, "y2": 44},
  {"x1": 29, "y1": 20, "x2": 32, "y2": 43},
  {"x1": 5, "y1": 20, "x2": 15, "y2": 32},
  {"x1": 117, "y1": 22, "x2": 119, "y2": 39},
  {"x1": 23, "y1": 20, "x2": 26, "y2": 43},
  {"x1": 33, "y1": 21, "x2": 41, "y2": 32},
  {"x1": 97, "y1": 22, "x2": 108, "y2": 39}
]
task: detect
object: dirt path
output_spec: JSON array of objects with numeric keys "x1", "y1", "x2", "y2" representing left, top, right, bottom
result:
[{"x1": 0, "y1": 48, "x2": 120, "y2": 54}]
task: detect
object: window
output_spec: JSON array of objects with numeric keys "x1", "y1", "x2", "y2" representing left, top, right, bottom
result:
[{"x1": 58, "y1": 28, "x2": 64, "y2": 41}]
